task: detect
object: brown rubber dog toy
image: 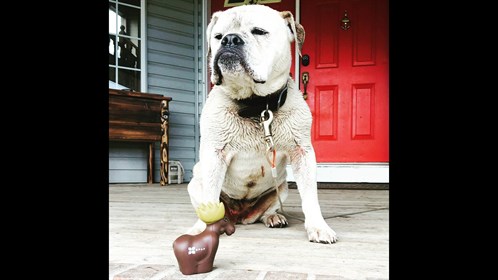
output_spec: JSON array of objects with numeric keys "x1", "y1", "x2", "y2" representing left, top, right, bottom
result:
[{"x1": 172, "y1": 202, "x2": 235, "y2": 275}]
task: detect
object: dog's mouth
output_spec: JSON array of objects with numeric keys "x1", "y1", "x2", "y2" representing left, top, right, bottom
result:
[{"x1": 213, "y1": 49, "x2": 265, "y2": 85}]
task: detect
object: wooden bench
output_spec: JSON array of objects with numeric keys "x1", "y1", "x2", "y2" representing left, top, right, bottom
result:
[{"x1": 109, "y1": 88, "x2": 172, "y2": 185}]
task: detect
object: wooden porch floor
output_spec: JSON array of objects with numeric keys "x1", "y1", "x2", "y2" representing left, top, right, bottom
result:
[{"x1": 109, "y1": 184, "x2": 389, "y2": 279}]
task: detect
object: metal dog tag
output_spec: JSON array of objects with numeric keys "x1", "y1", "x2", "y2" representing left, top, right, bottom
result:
[{"x1": 260, "y1": 109, "x2": 274, "y2": 151}]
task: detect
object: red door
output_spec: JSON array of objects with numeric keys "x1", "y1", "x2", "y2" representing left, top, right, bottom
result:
[{"x1": 301, "y1": 0, "x2": 389, "y2": 162}]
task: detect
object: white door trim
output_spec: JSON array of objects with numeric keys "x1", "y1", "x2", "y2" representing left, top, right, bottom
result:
[{"x1": 286, "y1": 163, "x2": 389, "y2": 183}]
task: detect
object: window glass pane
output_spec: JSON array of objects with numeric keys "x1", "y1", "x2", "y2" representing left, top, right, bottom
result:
[
  {"x1": 118, "y1": 68, "x2": 140, "y2": 92},
  {"x1": 109, "y1": 35, "x2": 117, "y2": 65},
  {"x1": 117, "y1": 4, "x2": 141, "y2": 38},
  {"x1": 225, "y1": 0, "x2": 246, "y2": 7},
  {"x1": 109, "y1": 2, "x2": 118, "y2": 34},
  {"x1": 109, "y1": 67, "x2": 116, "y2": 83},
  {"x1": 117, "y1": 37, "x2": 140, "y2": 69},
  {"x1": 109, "y1": 2, "x2": 118, "y2": 66}
]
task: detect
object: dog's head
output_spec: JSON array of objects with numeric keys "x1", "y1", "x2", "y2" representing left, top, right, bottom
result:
[{"x1": 207, "y1": 4, "x2": 305, "y2": 99}]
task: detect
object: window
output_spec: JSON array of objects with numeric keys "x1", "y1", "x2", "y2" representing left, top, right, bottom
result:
[{"x1": 109, "y1": 0, "x2": 143, "y2": 91}]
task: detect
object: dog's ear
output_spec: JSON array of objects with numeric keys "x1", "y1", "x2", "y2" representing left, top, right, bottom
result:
[
  {"x1": 206, "y1": 11, "x2": 221, "y2": 61},
  {"x1": 207, "y1": 11, "x2": 223, "y2": 85},
  {"x1": 280, "y1": 11, "x2": 305, "y2": 57}
]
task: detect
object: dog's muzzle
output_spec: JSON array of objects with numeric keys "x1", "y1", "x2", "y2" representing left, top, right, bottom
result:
[{"x1": 213, "y1": 33, "x2": 263, "y2": 85}]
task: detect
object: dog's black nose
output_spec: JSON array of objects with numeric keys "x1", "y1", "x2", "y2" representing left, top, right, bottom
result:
[{"x1": 221, "y1": 34, "x2": 244, "y2": 47}]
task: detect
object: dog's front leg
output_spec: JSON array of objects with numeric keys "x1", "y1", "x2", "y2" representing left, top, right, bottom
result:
[
  {"x1": 187, "y1": 145, "x2": 230, "y2": 234},
  {"x1": 291, "y1": 145, "x2": 338, "y2": 244},
  {"x1": 199, "y1": 146, "x2": 229, "y2": 202}
]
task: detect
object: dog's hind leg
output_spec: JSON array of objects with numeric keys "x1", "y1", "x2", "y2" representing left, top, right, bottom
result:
[{"x1": 242, "y1": 182, "x2": 289, "y2": 228}]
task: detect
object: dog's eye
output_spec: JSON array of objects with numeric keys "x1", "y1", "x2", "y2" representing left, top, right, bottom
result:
[
  {"x1": 214, "y1": 34, "x2": 222, "y2": 40},
  {"x1": 251, "y1": 28, "x2": 268, "y2": 36}
]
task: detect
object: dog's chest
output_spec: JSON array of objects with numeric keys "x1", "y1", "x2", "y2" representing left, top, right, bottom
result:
[
  {"x1": 226, "y1": 116, "x2": 292, "y2": 154},
  {"x1": 223, "y1": 150, "x2": 284, "y2": 199}
]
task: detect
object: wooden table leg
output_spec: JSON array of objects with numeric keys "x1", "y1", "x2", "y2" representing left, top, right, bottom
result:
[
  {"x1": 147, "y1": 143, "x2": 154, "y2": 184},
  {"x1": 160, "y1": 100, "x2": 170, "y2": 186}
]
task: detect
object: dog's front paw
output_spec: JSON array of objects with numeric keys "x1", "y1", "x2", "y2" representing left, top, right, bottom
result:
[
  {"x1": 305, "y1": 221, "x2": 338, "y2": 244},
  {"x1": 262, "y1": 213, "x2": 288, "y2": 228}
]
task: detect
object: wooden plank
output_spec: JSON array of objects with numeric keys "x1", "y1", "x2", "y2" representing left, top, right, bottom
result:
[
  {"x1": 109, "y1": 89, "x2": 172, "y2": 101},
  {"x1": 109, "y1": 128, "x2": 161, "y2": 141},
  {"x1": 109, "y1": 99, "x2": 161, "y2": 123}
]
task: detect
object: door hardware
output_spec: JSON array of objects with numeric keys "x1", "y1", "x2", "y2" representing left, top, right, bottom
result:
[{"x1": 302, "y1": 72, "x2": 309, "y2": 100}]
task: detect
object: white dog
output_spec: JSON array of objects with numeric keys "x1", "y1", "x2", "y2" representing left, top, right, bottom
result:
[{"x1": 187, "y1": 4, "x2": 337, "y2": 244}]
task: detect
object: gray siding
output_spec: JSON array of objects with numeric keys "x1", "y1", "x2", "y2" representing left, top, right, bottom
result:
[
  {"x1": 109, "y1": 0, "x2": 203, "y2": 183},
  {"x1": 109, "y1": 142, "x2": 150, "y2": 183}
]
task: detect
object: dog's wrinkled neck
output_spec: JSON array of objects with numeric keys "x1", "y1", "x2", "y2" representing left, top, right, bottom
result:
[{"x1": 236, "y1": 83, "x2": 288, "y2": 119}]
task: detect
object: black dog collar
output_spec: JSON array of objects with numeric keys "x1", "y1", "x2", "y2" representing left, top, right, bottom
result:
[{"x1": 236, "y1": 85, "x2": 288, "y2": 119}]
